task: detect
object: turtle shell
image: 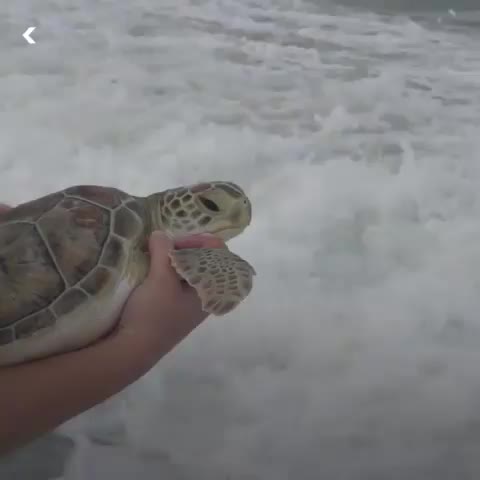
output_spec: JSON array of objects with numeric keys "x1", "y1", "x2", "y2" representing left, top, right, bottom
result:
[{"x1": 0, "y1": 185, "x2": 147, "y2": 346}]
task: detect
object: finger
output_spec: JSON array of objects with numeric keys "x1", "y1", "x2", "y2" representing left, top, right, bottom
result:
[
  {"x1": 146, "y1": 231, "x2": 177, "y2": 284},
  {"x1": 174, "y1": 234, "x2": 225, "y2": 250}
]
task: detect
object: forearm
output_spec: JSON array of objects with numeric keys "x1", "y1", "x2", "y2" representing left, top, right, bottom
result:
[{"x1": 0, "y1": 330, "x2": 156, "y2": 455}]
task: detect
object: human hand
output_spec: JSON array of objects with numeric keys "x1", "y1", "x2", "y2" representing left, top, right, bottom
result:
[{"x1": 117, "y1": 231, "x2": 225, "y2": 369}]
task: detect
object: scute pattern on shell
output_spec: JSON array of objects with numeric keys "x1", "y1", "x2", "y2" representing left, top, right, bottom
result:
[
  {"x1": 64, "y1": 185, "x2": 129, "y2": 209},
  {"x1": 0, "y1": 223, "x2": 64, "y2": 327},
  {"x1": 0, "y1": 192, "x2": 64, "y2": 224},
  {"x1": 15, "y1": 310, "x2": 56, "y2": 340},
  {"x1": 38, "y1": 198, "x2": 110, "y2": 286},
  {"x1": 0, "y1": 185, "x2": 141, "y2": 343}
]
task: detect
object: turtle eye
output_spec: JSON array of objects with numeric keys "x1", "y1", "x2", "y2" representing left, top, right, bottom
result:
[{"x1": 199, "y1": 197, "x2": 220, "y2": 212}]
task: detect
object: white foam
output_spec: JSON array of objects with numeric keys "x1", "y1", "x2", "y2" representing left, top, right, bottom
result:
[{"x1": 3, "y1": 0, "x2": 480, "y2": 478}]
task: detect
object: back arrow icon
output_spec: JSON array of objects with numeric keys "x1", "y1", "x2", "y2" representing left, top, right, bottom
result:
[{"x1": 23, "y1": 27, "x2": 36, "y2": 44}]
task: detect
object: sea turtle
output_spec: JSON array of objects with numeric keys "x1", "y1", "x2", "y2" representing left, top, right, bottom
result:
[{"x1": 0, "y1": 181, "x2": 255, "y2": 366}]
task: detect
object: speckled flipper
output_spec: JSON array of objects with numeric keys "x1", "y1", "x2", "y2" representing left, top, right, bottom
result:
[{"x1": 169, "y1": 247, "x2": 255, "y2": 315}]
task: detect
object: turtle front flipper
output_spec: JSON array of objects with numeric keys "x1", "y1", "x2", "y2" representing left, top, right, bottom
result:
[{"x1": 169, "y1": 247, "x2": 255, "y2": 316}]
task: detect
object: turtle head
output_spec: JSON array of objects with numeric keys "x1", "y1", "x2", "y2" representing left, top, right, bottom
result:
[{"x1": 152, "y1": 181, "x2": 252, "y2": 241}]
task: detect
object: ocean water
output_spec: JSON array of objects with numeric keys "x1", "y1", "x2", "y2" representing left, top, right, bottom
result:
[{"x1": 2, "y1": 0, "x2": 480, "y2": 478}]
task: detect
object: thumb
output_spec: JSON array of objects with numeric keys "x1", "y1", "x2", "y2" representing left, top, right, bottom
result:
[{"x1": 146, "y1": 230, "x2": 177, "y2": 283}]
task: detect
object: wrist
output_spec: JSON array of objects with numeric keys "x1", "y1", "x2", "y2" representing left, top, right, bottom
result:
[
  {"x1": 105, "y1": 332, "x2": 155, "y2": 380},
  {"x1": 107, "y1": 321, "x2": 173, "y2": 375},
  {"x1": 113, "y1": 311, "x2": 204, "y2": 372}
]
